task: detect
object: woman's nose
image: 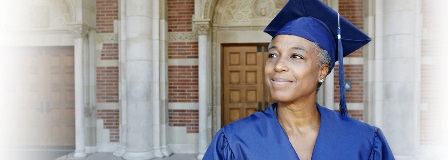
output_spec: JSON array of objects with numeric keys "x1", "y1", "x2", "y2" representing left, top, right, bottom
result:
[{"x1": 273, "y1": 57, "x2": 288, "y2": 72}]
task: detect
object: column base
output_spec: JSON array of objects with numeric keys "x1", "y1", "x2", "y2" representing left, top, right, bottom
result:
[
  {"x1": 161, "y1": 145, "x2": 173, "y2": 157},
  {"x1": 153, "y1": 147, "x2": 164, "y2": 158},
  {"x1": 123, "y1": 151, "x2": 155, "y2": 160},
  {"x1": 197, "y1": 154, "x2": 204, "y2": 160},
  {"x1": 73, "y1": 151, "x2": 87, "y2": 158},
  {"x1": 113, "y1": 145, "x2": 126, "y2": 157}
]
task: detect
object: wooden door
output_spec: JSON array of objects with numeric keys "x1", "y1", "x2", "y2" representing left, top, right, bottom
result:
[
  {"x1": 222, "y1": 45, "x2": 272, "y2": 126},
  {"x1": 12, "y1": 47, "x2": 75, "y2": 149}
]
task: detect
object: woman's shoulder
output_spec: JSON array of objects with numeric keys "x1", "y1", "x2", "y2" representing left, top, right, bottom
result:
[
  {"x1": 222, "y1": 109, "x2": 274, "y2": 135},
  {"x1": 210, "y1": 106, "x2": 299, "y2": 159},
  {"x1": 319, "y1": 104, "x2": 375, "y2": 128},
  {"x1": 315, "y1": 104, "x2": 394, "y2": 159},
  {"x1": 317, "y1": 104, "x2": 377, "y2": 140}
]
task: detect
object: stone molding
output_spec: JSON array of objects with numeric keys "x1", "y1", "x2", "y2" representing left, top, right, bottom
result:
[
  {"x1": 193, "y1": 20, "x2": 211, "y2": 35},
  {"x1": 68, "y1": 23, "x2": 90, "y2": 38},
  {"x1": 214, "y1": 0, "x2": 285, "y2": 26},
  {"x1": 96, "y1": 33, "x2": 119, "y2": 43},
  {"x1": 168, "y1": 32, "x2": 197, "y2": 42},
  {"x1": 84, "y1": 106, "x2": 96, "y2": 117}
]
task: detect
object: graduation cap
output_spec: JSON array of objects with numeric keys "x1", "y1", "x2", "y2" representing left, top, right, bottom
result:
[{"x1": 264, "y1": 0, "x2": 371, "y2": 116}]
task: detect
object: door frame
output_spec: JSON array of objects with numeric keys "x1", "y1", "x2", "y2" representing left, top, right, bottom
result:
[
  {"x1": 8, "y1": 30, "x2": 96, "y2": 153},
  {"x1": 210, "y1": 29, "x2": 272, "y2": 134},
  {"x1": 220, "y1": 43, "x2": 270, "y2": 127}
]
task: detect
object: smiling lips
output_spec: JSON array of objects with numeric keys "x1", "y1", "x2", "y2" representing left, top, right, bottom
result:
[{"x1": 270, "y1": 78, "x2": 293, "y2": 86}]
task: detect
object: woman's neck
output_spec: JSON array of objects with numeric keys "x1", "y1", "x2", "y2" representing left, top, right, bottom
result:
[{"x1": 277, "y1": 101, "x2": 320, "y2": 132}]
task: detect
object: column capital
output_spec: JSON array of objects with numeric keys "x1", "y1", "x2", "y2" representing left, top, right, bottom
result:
[
  {"x1": 68, "y1": 23, "x2": 90, "y2": 38},
  {"x1": 193, "y1": 19, "x2": 211, "y2": 35}
]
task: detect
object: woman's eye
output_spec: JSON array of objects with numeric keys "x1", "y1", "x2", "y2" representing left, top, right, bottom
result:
[
  {"x1": 268, "y1": 53, "x2": 277, "y2": 58},
  {"x1": 291, "y1": 54, "x2": 303, "y2": 59}
]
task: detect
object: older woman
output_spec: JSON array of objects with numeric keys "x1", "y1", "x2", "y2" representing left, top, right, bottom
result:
[{"x1": 204, "y1": 0, "x2": 394, "y2": 159}]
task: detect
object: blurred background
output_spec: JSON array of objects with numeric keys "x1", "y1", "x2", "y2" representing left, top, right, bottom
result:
[{"x1": 1, "y1": 0, "x2": 447, "y2": 159}]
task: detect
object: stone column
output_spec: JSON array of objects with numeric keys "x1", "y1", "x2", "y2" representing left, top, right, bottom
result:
[
  {"x1": 122, "y1": 0, "x2": 154, "y2": 159},
  {"x1": 69, "y1": 24, "x2": 89, "y2": 158},
  {"x1": 159, "y1": 0, "x2": 173, "y2": 156},
  {"x1": 151, "y1": 0, "x2": 164, "y2": 158},
  {"x1": 324, "y1": 0, "x2": 337, "y2": 110},
  {"x1": 84, "y1": 28, "x2": 97, "y2": 153},
  {"x1": 375, "y1": 0, "x2": 421, "y2": 159},
  {"x1": 364, "y1": 0, "x2": 377, "y2": 126},
  {"x1": 114, "y1": 0, "x2": 127, "y2": 156},
  {"x1": 194, "y1": 20, "x2": 210, "y2": 160},
  {"x1": 324, "y1": 71, "x2": 335, "y2": 110}
]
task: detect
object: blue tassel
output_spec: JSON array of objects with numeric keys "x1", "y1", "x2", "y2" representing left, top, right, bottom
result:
[{"x1": 337, "y1": 26, "x2": 348, "y2": 117}]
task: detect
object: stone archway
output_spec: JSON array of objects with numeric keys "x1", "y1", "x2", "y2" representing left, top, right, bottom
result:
[
  {"x1": 13, "y1": 0, "x2": 95, "y2": 157},
  {"x1": 207, "y1": 0, "x2": 286, "y2": 134},
  {"x1": 193, "y1": 1, "x2": 285, "y2": 158},
  {"x1": 1, "y1": 0, "x2": 96, "y2": 159},
  {"x1": 196, "y1": 0, "x2": 218, "y2": 19}
]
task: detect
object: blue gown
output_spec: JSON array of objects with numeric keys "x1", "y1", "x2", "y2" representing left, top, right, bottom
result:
[{"x1": 203, "y1": 103, "x2": 394, "y2": 160}]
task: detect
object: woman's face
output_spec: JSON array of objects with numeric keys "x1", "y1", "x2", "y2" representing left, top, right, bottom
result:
[{"x1": 265, "y1": 35, "x2": 326, "y2": 103}]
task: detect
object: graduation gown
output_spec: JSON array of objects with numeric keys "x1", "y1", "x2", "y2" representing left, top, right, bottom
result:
[{"x1": 203, "y1": 103, "x2": 394, "y2": 160}]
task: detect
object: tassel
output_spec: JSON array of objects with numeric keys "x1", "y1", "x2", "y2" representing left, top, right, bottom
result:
[{"x1": 337, "y1": 13, "x2": 348, "y2": 116}]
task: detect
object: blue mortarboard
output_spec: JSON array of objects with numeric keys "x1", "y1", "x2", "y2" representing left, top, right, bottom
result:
[{"x1": 264, "y1": 0, "x2": 371, "y2": 116}]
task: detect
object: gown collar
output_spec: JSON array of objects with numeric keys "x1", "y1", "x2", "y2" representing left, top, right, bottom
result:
[{"x1": 268, "y1": 103, "x2": 334, "y2": 160}]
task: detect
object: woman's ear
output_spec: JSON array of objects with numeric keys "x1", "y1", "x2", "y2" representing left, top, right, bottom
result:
[{"x1": 319, "y1": 64, "x2": 329, "y2": 80}]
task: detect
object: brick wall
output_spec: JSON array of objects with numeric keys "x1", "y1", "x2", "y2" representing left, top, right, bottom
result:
[
  {"x1": 348, "y1": 110, "x2": 363, "y2": 121},
  {"x1": 96, "y1": 0, "x2": 120, "y2": 142},
  {"x1": 96, "y1": 67, "x2": 119, "y2": 103},
  {"x1": 168, "y1": 0, "x2": 195, "y2": 32},
  {"x1": 333, "y1": 0, "x2": 365, "y2": 117},
  {"x1": 339, "y1": 0, "x2": 363, "y2": 29},
  {"x1": 97, "y1": 110, "x2": 119, "y2": 142},
  {"x1": 339, "y1": 0, "x2": 364, "y2": 58},
  {"x1": 101, "y1": 43, "x2": 119, "y2": 60},
  {"x1": 96, "y1": 0, "x2": 118, "y2": 33},
  {"x1": 96, "y1": 0, "x2": 119, "y2": 102},
  {"x1": 333, "y1": 65, "x2": 363, "y2": 103},
  {"x1": 167, "y1": 0, "x2": 199, "y2": 133},
  {"x1": 168, "y1": 42, "x2": 198, "y2": 59},
  {"x1": 168, "y1": 66, "x2": 199, "y2": 102},
  {"x1": 169, "y1": 109, "x2": 199, "y2": 133}
]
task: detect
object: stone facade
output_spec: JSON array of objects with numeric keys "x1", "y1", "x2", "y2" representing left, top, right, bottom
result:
[
  {"x1": 3, "y1": 0, "x2": 448, "y2": 159},
  {"x1": 95, "y1": 0, "x2": 120, "y2": 151},
  {"x1": 420, "y1": 0, "x2": 448, "y2": 150}
]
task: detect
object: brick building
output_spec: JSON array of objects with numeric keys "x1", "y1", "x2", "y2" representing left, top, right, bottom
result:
[{"x1": 2, "y1": 0, "x2": 447, "y2": 159}]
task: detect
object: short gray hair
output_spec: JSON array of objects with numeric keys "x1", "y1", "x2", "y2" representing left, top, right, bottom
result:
[
  {"x1": 313, "y1": 43, "x2": 331, "y2": 72},
  {"x1": 313, "y1": 43, "x2": 330, "y2": 93}
]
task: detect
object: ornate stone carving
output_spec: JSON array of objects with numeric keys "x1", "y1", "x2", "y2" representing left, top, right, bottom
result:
[
  {"x1": 194, "y1": 21, "x2": 211, "y2": 35},
  {"x1": 217, "y1": 0, "x2": 280, "y2": 26},
  {"x1": 68, "y1": 24, "x2": 89, "y2": 38},
  {"x1": 84, "y1": 106, "x2": 96, "y2": 117},
  {"x1": 222, "y1": 0, "x2": 253, "y2": 23},
  {"x1": 204, "y1": 1, "x2": 210, "y2": 19},
  {"x1": 96, "y1": 33, "x2": 119, "y2": 43},
  {"x1": 48, "y1": 0, "x2": 71, "y2": 27},
  {"x1": 253, "y1": 0, "x2": 275, "y2": 17},
  {"x1": 168, "y1": 32, "x2": 198, "y2": 42},
  {"x1": 273, "y1": 0, "x2": 288, "y2": 8}
]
